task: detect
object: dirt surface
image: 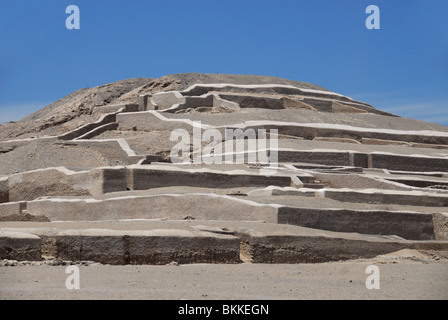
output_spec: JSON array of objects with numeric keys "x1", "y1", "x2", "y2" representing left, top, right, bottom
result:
[
  {"x1": 1, "y1": 256, "x2": 447, "y2": 300},
  {"x1": 0, "y1": 141, "x2": 112, "y2": 176},
  {"x1": 0, "y1": 78, "x2": 151, "y2": 141},
  {"x1": 0, "y1": 73, "x2": 333, "y2": 142}
]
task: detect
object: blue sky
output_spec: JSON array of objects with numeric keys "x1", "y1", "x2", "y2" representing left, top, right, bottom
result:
[{"x1": 0, "y1": 0, "x2": 447, "y2": 124}]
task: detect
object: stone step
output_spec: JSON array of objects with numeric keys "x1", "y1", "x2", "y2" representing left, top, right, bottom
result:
[
  {"x1": 2, "y1": 162, "x2": 299, "y2": 204},
  {"x1": 387, "y1": 170, "x2": 447, "y2": 178},
  {"x1": 5, "y1": 189, "x2": 444, "y2": 240},
  {"x1": 117, "y1": 110, "x2": 448, "y2": 148},
  {"x1": 248, "y1": 185, "x2": 448, "y2": 207},
  {"x1": 236, "y1": 227, "x2": 448, "y2": 264},
  {"x1": 1, "y1": 221, "x2": 447, "y2": 265},
  {"x1": 238, "y1": 122, "x2": 448, "y2": 145},
  {"x1": 302, "y1": 183, "x2": 326, "y2": 189},
  {"x1": 280, "y1": 150, "x2": 448, "y2": 173},
  {"x1": 92, "y1": 104, "x2": 139, "y2": 116},
  {"x1": 59, "y1": 112, "x2": 118, "y2": 141},
  {"x1": 0, "y1": 202, "x2": 27, "y2": 218},
  {"x1": 0, "y1": 231, "x2": 41, "y2": 261},
  {"x1": 324, "y1": 188, "x2": 448, "y2": 207},
  {"x1": 74, "y1": 122, "x2": 119, "y2": 140},
  {"x1": 381, "y1": 175, "x2": 448, "y2": 189},
  {"x1": 277, "y1": 206, "x2": 435, "y2": 241},
  {"x1": 0, "y1": 227, "x2": 240, "y2": 265},
  {"x1": 126, "y1": 165, "x2": 297, "y2": 191},
  {"x1": 23, "y1": 193, "x2": 280, "y2": 223}
]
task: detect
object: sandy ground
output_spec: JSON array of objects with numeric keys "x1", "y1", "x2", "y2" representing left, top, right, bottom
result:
[
  {"x1": 0, "y1": 73, "x2": 329, "y2": 141},
  {"x1": 1, "y1": 258, "x2": 447, "y2": 300}
]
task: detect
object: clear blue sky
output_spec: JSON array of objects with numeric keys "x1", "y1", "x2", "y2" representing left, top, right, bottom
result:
[{"x1": 1, "y1": 0, "x2": 447, "y2": 124}]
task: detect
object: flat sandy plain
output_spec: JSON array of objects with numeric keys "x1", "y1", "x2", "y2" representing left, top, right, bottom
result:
[{"x1": 1, "y1": 252, "x2": 447, "y2": 300}]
